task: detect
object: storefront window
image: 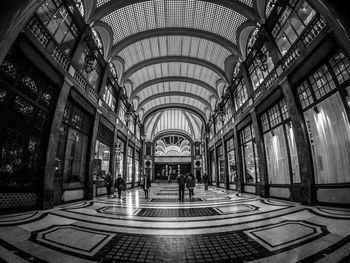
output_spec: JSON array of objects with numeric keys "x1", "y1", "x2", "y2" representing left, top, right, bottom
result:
[
  {"x1": 261, "y1": 99, "x2": 300, "y2": 184},
  {"x1": 304, "y1": 94, "x2": 350, "y2": 184},
  {"x1": 127, "y1": 146, "x2": 134, "y2": 183},
  {"x1": 226, "y1": 138, "x2": 236, "y2": 183},
  {"x1": 286, "y1": 123, "x2": 300, "y2": 183},
  {"x1": 297, "y1": 52, "x2": 350, "y2": 184},
  {"x1": 264, "y1": 126, "x2": 290, "y2": 184},
  {"x1": 217, "y1": 145, "x2": 225, "y2": 183},
  {"x1": 127, "y1": 157, "x2": 133, "y2": 183},
  {"x1": 115, "y1": 139, "x2": 125, "y2": 177},
  {"x1": 94, "y1": 141, "x2": 110, "y2": 179},
  {"x1": 63, "y1": 128, "x2": 88, "y2": 188},
  {"x1": 240, "y1": 125, "x2": 259, "y2": 183},
  {"x1": 135, "y1": 150, "x2": 140, "y2": 182},
  {"x1": 57, "y1": 100, "x2": 91, "y2": 190}
]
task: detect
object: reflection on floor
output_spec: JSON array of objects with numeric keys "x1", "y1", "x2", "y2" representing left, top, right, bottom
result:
[{"x1": 1, "y1": 184, "x2": 350, "y2": 262}]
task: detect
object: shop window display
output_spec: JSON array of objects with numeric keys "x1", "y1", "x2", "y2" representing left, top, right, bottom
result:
[
  {"x1": 240, "y1": 125, "x2": 259, "y2": 183},
  {"x1": 297, "y1": 52, "x2": 350, "y2": 184}
]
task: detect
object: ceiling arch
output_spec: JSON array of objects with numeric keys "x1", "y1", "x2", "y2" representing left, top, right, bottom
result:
[
  {"x1": 146, "y1": 109, "x2": 204, "y2": 140},
  {"x1": 143, "y1": 104, "x2": 206, "y2": 124},
  {"x1": 92, "y1": 0, "x2": 258, "y2": 24},
  {"x1": 138, "y1": 91, "x2": 211, "y2": 110},
  {"x1": 92, "y1": 21, "x2": 113, "y2": 60},
  {"x1": 98, "y1": 0, "x2": 255, "y2": 48},
  {"x1": 116, "y1": 35, "x2": 233, "y2": 73},
  {"x1": 124, "y1": 56, "x2": 226, "y2": 82},
  {"x1": 111, "y1": 28, "x2": 240, "y2": 57},
  {"x1": 130, "y1": 77, "x2": 219, "y2": 99},
  {"x1": 127, "y1": 61, "x2": 222, "y2": 91}
]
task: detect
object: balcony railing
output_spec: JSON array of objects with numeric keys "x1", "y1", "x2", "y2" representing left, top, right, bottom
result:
[
  {"x1": 26, "y1": 15, "x2": 100, "y2": 105},
  {"x1": 228, "y1": 14, "x2": 328, "y2": 129},
  {"x1": 251, "y1": 14, "x2": 327, "y2": 103}
]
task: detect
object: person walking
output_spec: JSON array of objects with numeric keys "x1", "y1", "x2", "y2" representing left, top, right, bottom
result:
[
  {"x1": 115, "y1": 174, "x2": 126, "y2": 199},
  {"x1": 186, "y1": 173, "x2": 196, "y2": 200},
  {"x1": 168, "y1": 174, "x2": 171, "y2": 183},
  {"x1": 104, "y1": 172, "x2": 113, "y2": 198},
  {"x1": 203, "y1": 173, "x2": 209, "y2": 190},
  {"x1": 142, "y1": 174, "x2": 151, "y2": 199},
  {"x1": 140, "y1": 175, "x2": 145, "y2": 189},
  {"x1": 177, "y1": 173, "x2": 186, "y2": 202}
]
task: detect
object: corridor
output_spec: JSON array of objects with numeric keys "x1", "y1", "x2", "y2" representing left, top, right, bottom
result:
[{"x1": 1, "y1": 184, "x2": 350, "y2": 262}]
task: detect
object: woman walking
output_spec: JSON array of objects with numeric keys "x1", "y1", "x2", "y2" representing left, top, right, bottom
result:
[{"x1": 186, "y1": 173, "x2": 196, "y2": 200}]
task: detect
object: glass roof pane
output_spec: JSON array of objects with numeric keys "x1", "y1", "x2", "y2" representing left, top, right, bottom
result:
[
  {"x1": 137, "y1": 82, "x2": 212, "y2": 104},
  {"x1": 146, "y1": 109, "x2": 203, "y2": 140},
  {"x1": 143, "y1": 95, "x2": 207, "y2": 113},
  {"x1": 101, "y1": 0, "x2": 248, "y2": 45},
  {"x1": 129, "y1": 62, "x2": 221, "y2": 89}
]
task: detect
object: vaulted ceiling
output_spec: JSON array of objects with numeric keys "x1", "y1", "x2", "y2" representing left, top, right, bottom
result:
[{"x1": 84, "y1": 0, "x2": 269, "y2": 141}]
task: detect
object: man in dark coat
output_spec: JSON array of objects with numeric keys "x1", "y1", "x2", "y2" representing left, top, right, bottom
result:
[
  {"x1": 177, "y1": 173, "x2": 186, "y2": 202},
  {"x1": 203, "y1": 173, "x2": 209, "y2": 190},
  {"x1": 115, "y1": 174, "x2": 126, "y2": 199},
  {"x1": 104, "y1": 172, "x2": 113, "y2": 198}
]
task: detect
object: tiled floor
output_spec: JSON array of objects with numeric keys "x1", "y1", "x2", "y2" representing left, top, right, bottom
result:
[{"x1": 1, "y1": 184, "x2": 350, "y2": 262}]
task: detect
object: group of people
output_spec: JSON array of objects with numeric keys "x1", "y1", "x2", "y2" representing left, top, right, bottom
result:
[
  {"x1": 105, "y1": 172, "x2": 209, "y2": 201},
  {"x1": 104, "y1": 173, "x2": 126, "y2": 199},
  {"x1": 176, "y1": 172, "x2": 209, "y2": 201}
]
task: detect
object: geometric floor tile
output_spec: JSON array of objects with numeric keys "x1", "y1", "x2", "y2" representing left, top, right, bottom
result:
[
  {"x1": 96, "y1": 231, "x2": 271, "y2": 263},
  {"x1": 135, "y1": 207, "x2": 222, "y2": 217},
  {"x1": 30, "y1": 225, "x2": 115, "y2": 258},
  {"x1": 244, "y1": 220, "x2": 329, "y2": 251},
  {"x1": 149, "y1": 198, "x2": 203, "y2": 202}
]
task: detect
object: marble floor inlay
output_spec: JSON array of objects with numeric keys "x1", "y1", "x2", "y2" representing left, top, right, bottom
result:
[{"x1": 0, "y1": 183, "x2": 350, "y2": 262}]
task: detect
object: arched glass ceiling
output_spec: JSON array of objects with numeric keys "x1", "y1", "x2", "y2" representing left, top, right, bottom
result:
[
  {"x1": 101, "y1": 0, "x2": 248, "y2": 45},
  {"x1": 128, "y1": 62, "x2": 221, "y2": 91},
  {"x1": 145, "y1": 109, "x2": 203, "y2": 140},
  {"x1": 143, "y1": 96, "x2": 207, "y2": 114},
  {"x1": 136, "y1": 82, "x2": 212, "y2": 105},
  {"x1": 118, "y1": 35, "x2": 231, "y2": 71},
  {"x1": 97, "y1": 0, "x2": 254, "y2": 9}
]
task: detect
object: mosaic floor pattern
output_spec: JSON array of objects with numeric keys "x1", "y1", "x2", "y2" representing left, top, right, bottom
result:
[{"x1": 0, "y1": 183, "x2": 350, "y2": 262}]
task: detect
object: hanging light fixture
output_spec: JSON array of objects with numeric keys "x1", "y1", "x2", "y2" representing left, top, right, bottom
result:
[{"x1": 84, "y1": 35, "x2": 97, "y2": 73}]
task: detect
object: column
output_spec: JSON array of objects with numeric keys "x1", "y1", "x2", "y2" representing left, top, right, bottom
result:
[
  {"x1": 42, "y1": 77, "x2": 71, "y2": 209},
  {"x1": 233, "y1": 127, "x2": 244, "y2": 193},
  {"x1": 251, "y1": 110, "x2": 268, "y2": 197},
  {"x1": 0, "y1": 1, "x2": 43, "y2": 64},
  {"x1": 221, "y1": 136, "x2": 229, "y2": 190},
  {"x1": 281, "y1": 79, "x2": 315, "y2": 205},
  {"x1": 214, "y1": 144, "x2": 219, "y2": 187},
  {"x1": 86, "y1": 110, "x2": 101, "y2": 200}
]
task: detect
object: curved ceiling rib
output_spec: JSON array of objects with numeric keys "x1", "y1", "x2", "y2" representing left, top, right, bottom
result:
[
  {"x1": 111, "y1": 28, "x2": 240, "y2": 57},
  {"x1": 124, "y1": 56, "x2": 226, "y2": 82},
  {"x1": 99, "y1": 0, "x2": 253, "y2": 48},
  {"x1": 117, "y1": 35, "x2": 233, "y2": 73},
  {"x1": 127, "y1": 62, "x2": 222, "y2": 91},
  {"x1": 182, "y1": 111, "x2": 195, "y2": 138},
  {"x1": 138, "y1": 92, "x2": 211, "y2": 110},
  {"x1": 92, "y1": 0, "x2": 258, "y2": 22},
  {"x1": 130, "y1": 77, "x2": 219, "y2": 99},
  {"x1": 147, "y1": 109, "x2": 203, "y2": 140},
  {"x1": 91, "y1": 0, "x2": 262, "y2": 139},
  {"x1": 143, "y1": 104, "x2": 206, "y2": 124}
]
